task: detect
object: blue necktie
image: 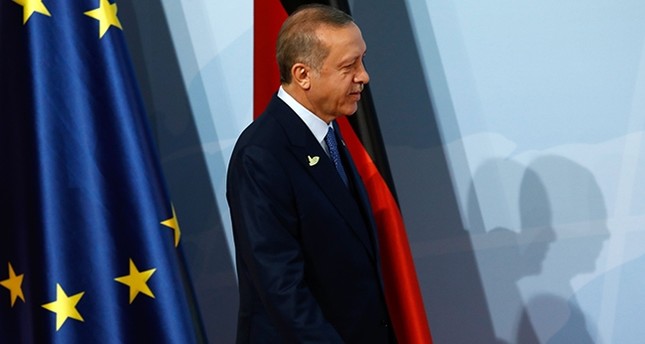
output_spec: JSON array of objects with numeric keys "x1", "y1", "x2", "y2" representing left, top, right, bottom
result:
[{"x1": 325, "y1": 126, "x2": 349, "y2": 187}]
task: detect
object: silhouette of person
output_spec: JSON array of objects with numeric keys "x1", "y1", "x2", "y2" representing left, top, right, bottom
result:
[
  {"x1": 467, "y1": 158, "x2": 555, "y2": 343},
  {"x1": 515, "y1": 156, "x2": 609, "y2": 343}
]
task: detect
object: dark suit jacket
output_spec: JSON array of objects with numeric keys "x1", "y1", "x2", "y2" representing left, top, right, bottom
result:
[{"x1": 227, "y1": 95, "x2": 393, "y2": 343}]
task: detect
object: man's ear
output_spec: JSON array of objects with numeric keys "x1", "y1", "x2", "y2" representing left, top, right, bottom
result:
[{"x1": 291, "y1": 63, "x2": 311, "y2": 90}]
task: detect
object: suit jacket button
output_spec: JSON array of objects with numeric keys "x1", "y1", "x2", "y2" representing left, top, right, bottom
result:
[{"x1": 381, "y1": 320, "x2": 389, "y2": 327}]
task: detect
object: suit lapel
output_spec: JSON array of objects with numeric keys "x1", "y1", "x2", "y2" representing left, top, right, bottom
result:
[{"x1": 268, "y1": 96, "x2": 376, "y2": 260}]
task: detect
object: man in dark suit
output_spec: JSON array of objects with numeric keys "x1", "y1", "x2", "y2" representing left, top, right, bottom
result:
[{"x1": 227, "y1": 4, "x2": 394, "y2": 343}]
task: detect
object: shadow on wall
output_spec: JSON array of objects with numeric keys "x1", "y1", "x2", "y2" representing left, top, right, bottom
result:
[
  {"x1": 467, "y1": 158, "x2": 556, "y2": 343},
  {"x1": 467, "y1": 156, "x2": 609, "y2": 343},
  {"x1": 517, "y1": 156, "x2": 609, "y2": 344},
  {"x1": 120, "y1": 1, "x2": 239, "y2": 343}
]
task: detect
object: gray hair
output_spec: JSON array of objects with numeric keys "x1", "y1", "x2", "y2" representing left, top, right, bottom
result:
[{"x1": 276, "y1": 4, "x2": 354, "y2": 84}]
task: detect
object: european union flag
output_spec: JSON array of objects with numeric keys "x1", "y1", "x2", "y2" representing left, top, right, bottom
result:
[{"x1": 0, "y1": 0, "x2": 203, "y2": 342}]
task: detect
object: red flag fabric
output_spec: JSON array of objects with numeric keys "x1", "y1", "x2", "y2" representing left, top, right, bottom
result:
[
  {"x1": 253, "y1": 0, "x2": 287, "y2": 118},
  {"x1": 337, "y1": 117, "x2": 433, "y2": 344},
  {"x1": 253, "y1": 1, "x2": 432, "y2": 342}
]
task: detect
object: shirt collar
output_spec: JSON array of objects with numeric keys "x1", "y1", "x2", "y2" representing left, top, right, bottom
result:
[{"x1": 278, "y1": 86, "x2": 332, "y2": 148}]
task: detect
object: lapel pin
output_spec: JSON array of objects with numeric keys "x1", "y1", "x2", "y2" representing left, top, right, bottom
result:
[{"x1": 307, "y1": 155, "x2": 320, "y2": 166}]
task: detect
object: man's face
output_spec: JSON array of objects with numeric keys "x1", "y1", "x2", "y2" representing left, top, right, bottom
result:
[{"x1": 307, "y1": 23, "x2": 369, "y2": 122}]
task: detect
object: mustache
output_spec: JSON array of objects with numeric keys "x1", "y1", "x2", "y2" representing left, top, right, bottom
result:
[{"x1": 352, "y1": 84, "x2": 364, "y2": 93}]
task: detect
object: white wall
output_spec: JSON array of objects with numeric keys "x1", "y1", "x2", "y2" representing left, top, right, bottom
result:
[{"x1": 408, "y1": 0, "x2": 645, "y2": 342}]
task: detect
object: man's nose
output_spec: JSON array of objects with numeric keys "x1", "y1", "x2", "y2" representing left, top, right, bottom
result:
[{"x1": 355, "y1": 62, "x2": 370, "y2": 85}]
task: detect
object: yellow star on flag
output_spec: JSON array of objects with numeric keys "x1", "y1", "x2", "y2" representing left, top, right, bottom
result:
[
  {"x1": 12, "y1": 0, "x2": 51, "y2": 25},
  {"x1": 161, "y1": 205, "x2": 181, "y2": 247},
  {"x1": 114, "y1": 259, "x2": 156, "y2": 304},
  {"x1": 41, "y1": 284, "x2": 85, "y2": 331},
  {"x1": 84, "y1": 0, "x2": 123, "y2": 39},
  {"x1": 0, "y1": 262, "x2": 25, "y2": 307}
]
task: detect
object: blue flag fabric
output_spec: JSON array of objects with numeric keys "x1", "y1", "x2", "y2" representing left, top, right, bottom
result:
[{"x1": 0, "y1": 0, "x2": 202, "y2": 342}]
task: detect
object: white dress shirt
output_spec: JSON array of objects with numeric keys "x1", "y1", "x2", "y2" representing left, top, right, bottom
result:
[{"x1": 278, "y1": 86, "x2": 334, "y2": 156}]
